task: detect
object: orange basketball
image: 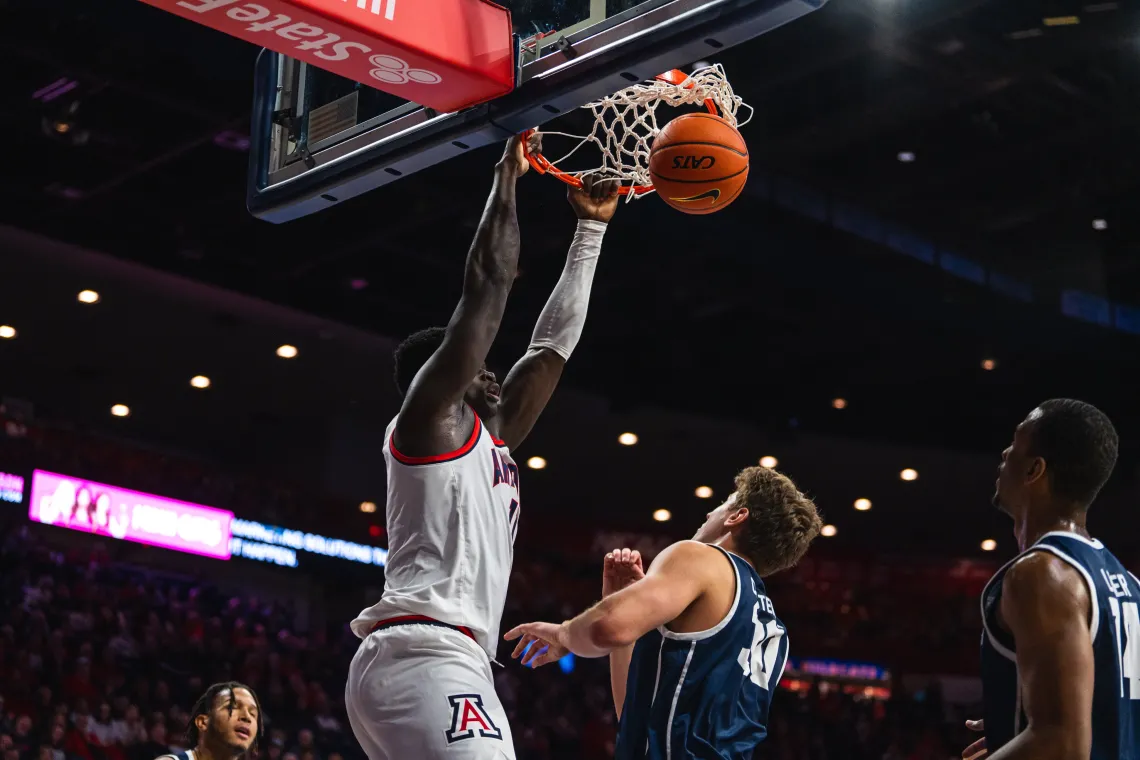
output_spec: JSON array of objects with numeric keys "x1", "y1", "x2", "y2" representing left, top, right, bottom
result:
[{"x1": 648, "y1": 113, "x2": 749, "y2": 214}]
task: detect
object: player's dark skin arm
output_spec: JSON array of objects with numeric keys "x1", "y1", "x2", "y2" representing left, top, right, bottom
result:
[
  {"x1": 983, "y1": 553, "x2": 1094, "y2": 760},
  {"x1": 491, "y1": 177, "x2": 619, "y2": 450},
  {"x1": 394, "y1": 137, "x2": 530, "y2": 457}
]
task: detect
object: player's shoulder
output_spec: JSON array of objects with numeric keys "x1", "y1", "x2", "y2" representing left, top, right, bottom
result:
[
  {"x1": 1002, "y1": 550, "x2": 1090, "y2": 606},
  {"x1": 652, "y1": 541, "x2": 734, "y2": 578}
]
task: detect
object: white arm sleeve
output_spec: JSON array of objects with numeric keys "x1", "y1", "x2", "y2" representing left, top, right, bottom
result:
[{"x1": 527, "y1": 218, "x2": 607, "y2": 361}]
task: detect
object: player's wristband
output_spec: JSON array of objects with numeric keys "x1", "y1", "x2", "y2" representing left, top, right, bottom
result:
[{"x1": 528, "y1": 219, "x2": 607, "y2": 360}]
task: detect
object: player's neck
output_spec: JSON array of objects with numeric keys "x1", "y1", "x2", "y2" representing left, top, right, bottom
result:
[
  {"x1": 1013, "y1": 505, "x2": 1089, "y2": 552},
  {"x1": 195, "y1": 740, "x2": 237, "y2": 760}
]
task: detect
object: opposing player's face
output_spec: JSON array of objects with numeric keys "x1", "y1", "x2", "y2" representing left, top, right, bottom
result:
[
  {"x1": 465, "y1": 365, "x2": 501, "y2": 419},
  {"x1": 203, "y1": 688, "x2": 258, "y2": 753},
  {"x1": 693, "y1": 493, "x2": 737, "y2": 543},
  {"x1": 993, "y1": 412, "x2": 1041, "y2": 513}
]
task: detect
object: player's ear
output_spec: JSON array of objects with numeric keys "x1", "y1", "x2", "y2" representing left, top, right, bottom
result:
[
  {"x1": 1027, "y1": 456, "x2": 1047, "y2": 485},
  {"x1": 194, "y1": 713, "x2": 210, "y2": 735},
  {"x1": 724, "y1": 506, "x2": 749, "y2": 529}
]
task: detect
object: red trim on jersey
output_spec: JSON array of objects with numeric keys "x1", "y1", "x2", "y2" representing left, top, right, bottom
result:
[
  {"x1": 490, "y1": 433, "x2": 507, "y2": 447},
  {"x1": 389, "y1": 414, "x2": 482, "y2": 465},
  {"x1": 370, "y1": 615, "x2": 476, "y2": 641}
]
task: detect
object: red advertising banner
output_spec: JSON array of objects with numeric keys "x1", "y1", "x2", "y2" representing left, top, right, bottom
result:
[{"x1": 138, "y1": 0, "x2": 515, "y2": 112}]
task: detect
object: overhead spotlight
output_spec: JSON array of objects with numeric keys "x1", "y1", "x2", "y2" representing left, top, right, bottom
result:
[
  {"x1": 897, "y1": 151, "x2": 916, "y2": 163},
  {"x1": 276, "y1": 344, "x2": 298, "y2": 359},
  {"x1": 832, "y1": 398, "x2": 847, "y2": 410},
  {"x1": 695, "y1": 486, "x2": 713, "y2": 499},
  {"x1": 854, "y1": 498, "x2": 872, "y2": 511},
  {"x1": 526, "y1": 456, "x2": 547, "y2": 470},
  {"x1": 190, "y1": 375, "x2": 211, "y2": 389},
  {"x1": 1092, "y1": 219, "x2": 1107, "y2": 231},
  {"x1": 900, "y1": 468, "x2": 918, "y2": 481},
  {"x1": 653, "y1": 509, "x2": 672, "y2": 522},
  {"x1": 0, "y1": 325, "x2": 15, "y2": 339},
  {"x1": 77, "y1": 290, "x2": 100, "y2": 304},
  {"x1": 618, "y1": 432, "x2": 639, "y2": 446},
  {"x1": 110, "y1": 404, "x2": 130, "y2": 418},
  {"x1": 360, "y1": 501, "x2": 377, "y2": 514},
  {"x1": 759, "y1": 456, "x2": 778, "y2": 469},
  {"x1": 820, "y1": 524, "x2": 837, "y2": 537},
  {"x1": 981, "y1": 539, "x2": 997, "y2": 551},
  {"x1": 981, "y1": 358, "x2": 996, "y2": 371}
]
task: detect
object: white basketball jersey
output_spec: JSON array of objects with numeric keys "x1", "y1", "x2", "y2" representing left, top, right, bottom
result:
[{"x1": 350, "y1": 410, "x2": 520, "y2": 658}]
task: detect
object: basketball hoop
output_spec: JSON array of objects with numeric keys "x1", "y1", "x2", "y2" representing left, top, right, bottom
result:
[{"x1": 522, "y1": 64, "x2": 751, "y2": 199}]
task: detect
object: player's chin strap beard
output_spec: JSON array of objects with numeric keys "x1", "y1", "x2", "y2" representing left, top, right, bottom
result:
[{"x1": 527, "y1": 219, "x2": 607, "y2": 360}]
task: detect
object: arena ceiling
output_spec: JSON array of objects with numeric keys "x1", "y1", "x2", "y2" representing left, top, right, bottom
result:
[{"x1": 2, "y1": 0, "x2": 1139, "y2": 499}]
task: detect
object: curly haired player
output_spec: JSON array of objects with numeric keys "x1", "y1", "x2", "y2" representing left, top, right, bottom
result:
[
  {"x1": 506, "y1": 462, "x2": 822, "y2": 760},
  {"x1": 156, "y1": 682, "x2": 261, "y2": 760}
]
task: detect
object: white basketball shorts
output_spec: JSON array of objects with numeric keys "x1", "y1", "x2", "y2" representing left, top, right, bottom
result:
[{"x1": 345, "y1": 620, "x2": 516, "y2": 760}]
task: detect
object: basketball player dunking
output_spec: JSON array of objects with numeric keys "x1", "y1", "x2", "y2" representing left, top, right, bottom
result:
[
  {"x1": 344, "y1": 136, "x2": 619, "y2": 760},
  {"x1": 156, "y1": 682, "x2": 261, "y2": 760},
  {"x1": 964, "y1": 399, "x2": 1138, "y2": 760},
  {"x1": 505, "y1": 462, "x2": 822, "y2": 759}
]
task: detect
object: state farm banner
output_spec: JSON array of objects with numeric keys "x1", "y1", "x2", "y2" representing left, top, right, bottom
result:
[{"x1": 138, "y1": 0, "x2": 515, "y2": 113}]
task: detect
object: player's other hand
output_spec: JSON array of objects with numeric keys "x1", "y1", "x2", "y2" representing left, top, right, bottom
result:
[
  {"x1": 504, "y1": 621, "x2": 569, "y2": 668},
  {"x1": 569, "y1": 174, "x2": 620, "y2": 223},
  {"x1": 962, "y1": 719, "x2": 986, "y2": 760},
  {"x1": 602, "y1": 547, "x2": 645, "y2": 598},
  {"x1": 501, "y1": 132, "x2": 541, "y2": 178}
]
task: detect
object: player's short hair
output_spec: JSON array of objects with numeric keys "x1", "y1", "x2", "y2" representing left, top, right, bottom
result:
[
  {"x1": 393, "y1": 327, "x2": 446, "y2": 397},
  {"x1": 733, "y1": 464, "x2": 822, "y2": 576},
  {"x1": 1026, "y1": 398, "x2": 1118, "y2": 507},
  {"x1": 186, "y1": 682, "x2": 262, "y2": 755}
]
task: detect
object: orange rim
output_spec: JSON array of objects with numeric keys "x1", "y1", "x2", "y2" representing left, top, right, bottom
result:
[{"x1": 522, "y1": 69, "x2": 721, "y2": 196}]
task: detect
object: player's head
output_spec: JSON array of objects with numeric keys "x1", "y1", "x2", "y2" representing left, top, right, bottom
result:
[
  {"x1": 393, "y1": 328, "x2": 501, "y2": 418},
  {"x1": 187, "y1": 682, "x2": 261, "y2": 758},
  {"x1": 693, "y1": 462, "x2": 822, "y2": 576},
  {"x1": 994, "y1": 398, "x2": 1118, "y2": 516}
]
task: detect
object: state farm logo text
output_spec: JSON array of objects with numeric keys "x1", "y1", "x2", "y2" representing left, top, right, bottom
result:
[{"x1": 175, "y1": 0, "x2": 441, "y2": 83}]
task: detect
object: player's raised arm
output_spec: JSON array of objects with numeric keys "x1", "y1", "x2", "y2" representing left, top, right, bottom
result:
[
  {"x1": 492, "y1": 175, "x2": 619, "y2": 449},
  {"x1": 985, "y1": 553, "x2": 1094, "y2": 760},
  {"x1": 395, "y1": 137, "x2": 531, "y2": 456},
  {"x1": 504, "y1": 541, "x2": 712, "y2": 662}
]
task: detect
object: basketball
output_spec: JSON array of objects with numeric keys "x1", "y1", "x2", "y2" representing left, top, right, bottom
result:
[{"x1": 648, "y1": 113, "x2": 749, "y2": 214}]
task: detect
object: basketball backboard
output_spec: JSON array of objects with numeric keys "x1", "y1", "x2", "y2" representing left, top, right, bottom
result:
[{"x1": 247, "y1": 0, "x2": 827, "y2": 222}]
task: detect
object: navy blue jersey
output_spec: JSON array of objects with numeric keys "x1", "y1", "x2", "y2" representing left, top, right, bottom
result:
[
  {"x1": 615, "y1": 545, "x2": 788, "y2": 760},
  {"x1": 981, "y1": 531, "x2": 1140, "y2": 759}
]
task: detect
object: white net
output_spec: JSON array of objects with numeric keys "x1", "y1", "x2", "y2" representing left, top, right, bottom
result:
[{"x1": 535, "y1": 64, "x2": 751, "y2": 199}]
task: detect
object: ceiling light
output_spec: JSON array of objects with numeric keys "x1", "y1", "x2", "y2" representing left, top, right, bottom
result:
[
  {"x1": 190, "y1": 375, "x2": 211, "y2": 389},
  {"x1": 1092, "y1": 219, "x2": 1107, "y2": 231},
  {"x1": 695, "y1": 486, "x2": 713, "y2": 499},
  {"x1": 854, "y1": 498, "x2": 872, "y2": 511},
  {"x1": 276, "y1": 344, "x2": 298, "y2": 359},
  {"x1": 77, "y1": 290, "x2": 100, "y2": 304},
  {"x1": 0, "y1": 325, "x2": 15, "y2": 339},
  {"x1": 110, "y1": 404, "x2": 130, "y2": 418},
  {"x1": 897, "y1": 151, "x2": 915, "y2": 163},
  {"x1": 360, "y1": 501, "x2": 377, "y2": 514},
  {"x1": 900, "y1": 468, "x2": 918, "y2": 481},
  {"x1": 981, "y1": 539, "x2": 997, "y2": 551},
  {"x1": 832, "y1": 398, "x2": 847, "y2": 410},
  {"x1": 981, "y1": 359, "x2": 996, "y2": 371},
  {"x1": 618, "y1": 432, "x2": 638, "y2": 446},
  {"x1": 820, "y1": 524, "x2": 837, "y2": 537},
  {"x1": 653, "y1": 509, "x2": 672, "y2": 522},
  {"x1": 526, "y1": 456, "x2": 547, "y2": 470},
  {"x1": 759, "y1": 456, "x2": 778, "y2": 469}
]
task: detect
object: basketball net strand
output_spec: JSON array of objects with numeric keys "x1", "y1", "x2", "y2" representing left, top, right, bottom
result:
[{"x1": 535, "y1": 64, "x2": 752, "y2": 200}]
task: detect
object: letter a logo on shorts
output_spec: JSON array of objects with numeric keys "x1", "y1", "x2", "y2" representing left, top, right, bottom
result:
[{"x1": 445, "y1": 694, "x2": 503, "y2": 743}]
